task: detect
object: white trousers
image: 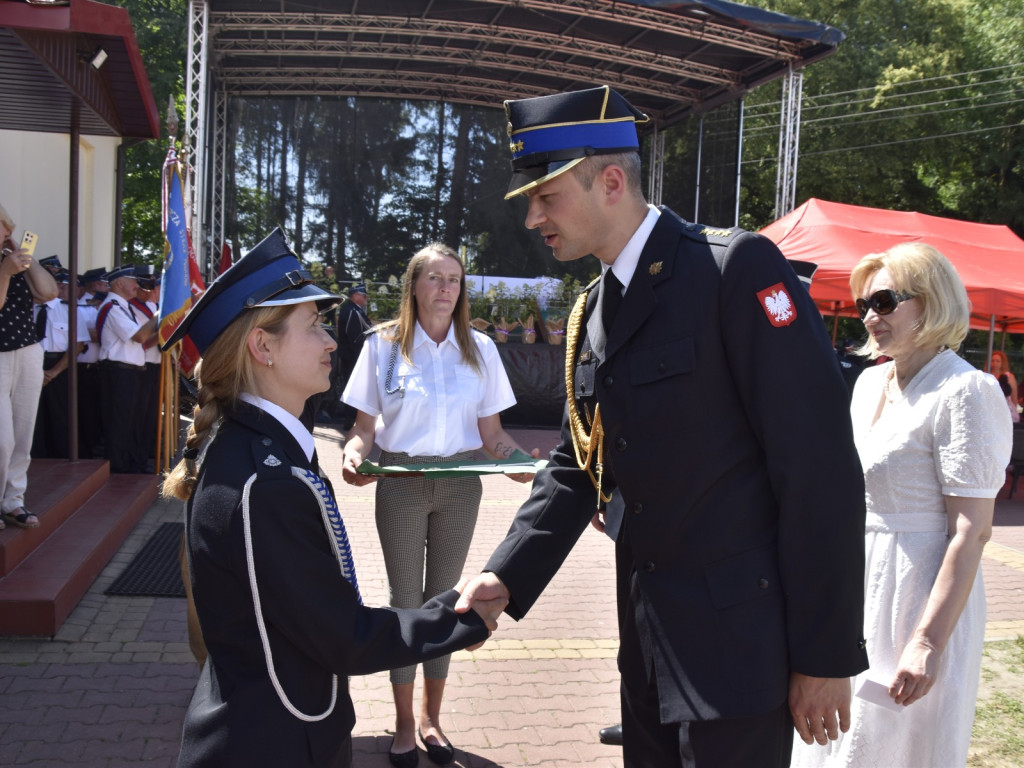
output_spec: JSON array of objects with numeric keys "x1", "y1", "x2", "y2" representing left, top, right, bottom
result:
[{"x1": 0, "y1": 342, "x2": 44, "y2": 512}]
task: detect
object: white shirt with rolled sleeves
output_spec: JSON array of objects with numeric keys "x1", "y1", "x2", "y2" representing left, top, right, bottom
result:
[
  {"x1": 343, "y1": 321, "x2": 516, "y2": 456},
  {"x1": 35, "y1": 299, "x2": 90, "y2": 353},
  {"x1": 76, "y1": 302, "x2": 99, "y2": 363},
  {"x1": 140, "y1": 299, "x2": 161, "y2": 365},
  {"x1": 98, "y1": 295, "x2": 145, "y2": 367}
]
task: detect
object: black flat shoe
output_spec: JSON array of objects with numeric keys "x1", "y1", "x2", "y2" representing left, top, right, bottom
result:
[
  {"x1": 599, "y1": 723, "x2": 623, "y2": 745},
  {"x1": 418, "y1": 728, "x2": 455, "y2": 766},
  {"x1": 388, "y1": 742, "x2": 419, "y2": 768}
]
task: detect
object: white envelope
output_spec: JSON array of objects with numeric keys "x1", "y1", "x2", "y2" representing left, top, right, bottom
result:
[{"x1": 855, "y1": 677, "x2": 904, "y2": 713}]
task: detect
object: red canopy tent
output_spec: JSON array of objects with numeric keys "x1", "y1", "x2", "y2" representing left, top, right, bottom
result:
[{"x1": 759, "y1": 198, "x2": 1024, "y2": 330}]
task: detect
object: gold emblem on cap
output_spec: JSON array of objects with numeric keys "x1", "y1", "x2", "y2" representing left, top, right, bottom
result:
[{"x1": 649, "y1": 261, "x2": 663, "y2": 275}]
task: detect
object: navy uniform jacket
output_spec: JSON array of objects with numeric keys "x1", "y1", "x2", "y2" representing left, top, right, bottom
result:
[
  {"x1": 336, "y1": 300, "x2": 371, "y2": 371},
  {"x1": 178, "y1": 402, "x2": 487, "y2": 768},
  {"x1": 485, "y1": 207, "x2": 868, "y2": 723}
]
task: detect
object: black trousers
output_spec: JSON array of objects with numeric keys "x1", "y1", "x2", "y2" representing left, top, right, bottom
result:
[
  {"x1": 100, "y1": 360, "x2": 145, "y2": 473},
  {"x1": 135, "y1": 361, "x2": 161, "y2": 462},
  {"x1": 621, "y1": 667, "x2": 793, "y2": 768},
  {"x1": 615, "y1": 524, "x2": 794, "y2": 768},
  {"x1": 77, "y1": 362, "x2": 103, "y2": 458},
  {"x1": 32, "y1": 354, "x2": 70, "y2": 458}
]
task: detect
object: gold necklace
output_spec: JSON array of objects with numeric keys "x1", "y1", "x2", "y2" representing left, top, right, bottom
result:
[{"x1": 884, "y1": 364, "x2": 900, "y2": 404}]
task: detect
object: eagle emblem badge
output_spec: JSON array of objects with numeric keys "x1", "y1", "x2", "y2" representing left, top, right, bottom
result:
[{"x1": 757, "y1": 283, "x2": 797, "y2": 327}]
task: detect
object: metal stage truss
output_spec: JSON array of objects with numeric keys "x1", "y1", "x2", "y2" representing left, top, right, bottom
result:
[{"x1": 183, "y1": 0, "x2": 842, "y2": 275}]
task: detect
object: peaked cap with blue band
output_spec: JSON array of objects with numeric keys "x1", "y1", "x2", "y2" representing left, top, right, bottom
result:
[
  {"x1": 104, "y1": 265, "x2": 138, "y2": 283},
  {"x1": 83, "y1": 267, "x2": 108, "y2": 283},
  {"x1": 504, "y1": 85, "x2": 649, "y2": 199},
  {"x1": 160, "y1": 228, "x2": 340, "y2": 355}
]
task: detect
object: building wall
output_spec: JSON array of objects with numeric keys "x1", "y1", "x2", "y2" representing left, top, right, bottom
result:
[{"x1": 0, "y1": 129, "x2": 120, "y2": 272}]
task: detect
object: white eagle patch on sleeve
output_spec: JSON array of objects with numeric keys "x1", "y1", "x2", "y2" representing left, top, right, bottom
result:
[{"x1": 756, "y1": 283, "x2": 798, "y2": 327}]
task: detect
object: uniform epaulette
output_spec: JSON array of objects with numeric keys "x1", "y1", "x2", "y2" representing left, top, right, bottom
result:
[
  {"x1": 251, "y1": 435, "x2": 290, "y2": 480},
  {"x1": 682, "y1": 222, "x2": 742, "y2": 246}
]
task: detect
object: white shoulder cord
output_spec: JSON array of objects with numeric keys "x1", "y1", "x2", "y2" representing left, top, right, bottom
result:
[{"x1": 241, "y1": 473, "x2": 338, "y2": 722}]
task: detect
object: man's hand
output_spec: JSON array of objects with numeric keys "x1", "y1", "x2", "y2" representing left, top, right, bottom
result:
[
  {"x1": 454, "y1": 573, "x2": 510, "y2": 631},
  {"x1": 789, "y1": 673, "x2": 852, "y2": 746},
  {"x1": 507, "y1": 447, "x2": 542, "y2": 483}
]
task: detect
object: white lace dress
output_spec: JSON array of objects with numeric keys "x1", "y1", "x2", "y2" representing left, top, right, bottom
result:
[{"x1": 792, "y1": 349, "x2": 1011, "y2": 768}]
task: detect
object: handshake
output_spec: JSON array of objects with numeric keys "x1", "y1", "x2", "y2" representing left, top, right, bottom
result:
[{"x1": 453, "y1": 572, "x2": 510, "y2": 651}]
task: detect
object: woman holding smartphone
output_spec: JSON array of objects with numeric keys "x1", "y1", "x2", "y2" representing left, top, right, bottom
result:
[{"x1": 0, "y1": 204, "x2": 57, "y2": 530}]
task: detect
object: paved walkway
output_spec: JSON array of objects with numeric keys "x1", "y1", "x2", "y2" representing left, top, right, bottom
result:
[{"x1": 0, "y1": 426, "x2": 1022, "y2": 767}]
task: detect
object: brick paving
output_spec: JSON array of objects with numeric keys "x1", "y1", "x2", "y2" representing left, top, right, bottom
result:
[{"x1": 0, "y1": 425, "x2": 1021, "y2": 767}]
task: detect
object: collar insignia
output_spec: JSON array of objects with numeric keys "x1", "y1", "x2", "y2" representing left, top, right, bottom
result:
[
  {"x1": 649, "y1": 261, "x2": 663, "y2": 275},
  {"x1": 263, "y1": 454, "x2": 283, "y2": 467}
]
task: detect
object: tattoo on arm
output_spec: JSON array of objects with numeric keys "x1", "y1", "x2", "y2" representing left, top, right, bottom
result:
[{"x1": 494, "y1": 441, "x2": 514, "y2": 458}]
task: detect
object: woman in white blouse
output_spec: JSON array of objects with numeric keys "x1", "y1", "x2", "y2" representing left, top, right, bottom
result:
[
  {"x1": 792, "y1": 242, "x2": 1011, "y2": 768},
  {"x1": 342, "y1": 243, "x2": 536, "y2": 768}
]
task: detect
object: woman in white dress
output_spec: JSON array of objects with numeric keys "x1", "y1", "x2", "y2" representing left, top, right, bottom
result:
[{"x1": 793, "y1": 242, "x2": 1011, "y2": 768}]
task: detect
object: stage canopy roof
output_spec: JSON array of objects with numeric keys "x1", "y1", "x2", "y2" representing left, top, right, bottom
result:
[
  {"x1": 0, "y1": 0, "x2": 159, "y2": 138},
  {"x1": 760, "y1": 198, "x2": 1024, "y2": 329},
  {"x1": 204, "y1": 0, "x2": 844, "y2": 128}
]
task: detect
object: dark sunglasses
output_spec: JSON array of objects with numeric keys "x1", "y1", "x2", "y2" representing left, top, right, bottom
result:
[{"x1": 856, "y1": 289, "x2": 915, "y2": 320}]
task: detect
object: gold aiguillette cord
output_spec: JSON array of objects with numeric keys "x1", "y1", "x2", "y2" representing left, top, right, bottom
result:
[{"x1": 565, "y1": 289, "x2": 612, "y2": 509}]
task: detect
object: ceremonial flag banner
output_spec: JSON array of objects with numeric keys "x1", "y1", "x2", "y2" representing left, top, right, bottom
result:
[
  {"x1": 218, "y1": 240, "x2": 233, "y2": 276},
  {"x1": 158, "y1": 151, "x2": 204, "y2": 374}
]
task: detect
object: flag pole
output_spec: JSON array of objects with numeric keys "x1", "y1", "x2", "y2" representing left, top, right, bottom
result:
[{"x1": 158, "y1": 97, "x2": 184, "y2": 473}]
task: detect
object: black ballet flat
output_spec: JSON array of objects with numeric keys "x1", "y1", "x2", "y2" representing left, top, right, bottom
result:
[
  {"x1": 388, "y1": 741, "x2": 419, "y2": 768},
  {"x1": 418, "y1": 728, "x2": 455, "y2": 766}
]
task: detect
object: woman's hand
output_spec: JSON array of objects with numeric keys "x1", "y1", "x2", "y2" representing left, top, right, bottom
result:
[
  {"x1": 341, "y1": 410, "x2": 378, "y2": 485},
  {"x1": 889, "y1": 636, "x2": 940, "y2": 706},
  {"x1": 341, "y1": 450, "x2": 376, "y2": 486},
  {"x1": 1, "y1": 247, "x2": 32, "y2": 276}
]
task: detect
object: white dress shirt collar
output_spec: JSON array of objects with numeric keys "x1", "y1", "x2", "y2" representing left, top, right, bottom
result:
[
  {"x1": 604, "y1": 204, "x2": 661, "y2": 291},
  {"x1": 239, "y1": 392, "x2": 315, "y2": 463},
  {"x1": 412, "y1": 319, "x2": 460, "y2": 352}
]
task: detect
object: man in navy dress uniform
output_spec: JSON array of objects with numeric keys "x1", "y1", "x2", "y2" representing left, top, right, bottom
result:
[{"x1": 457, "y1": 86, "x2": 868, "y2": 768}]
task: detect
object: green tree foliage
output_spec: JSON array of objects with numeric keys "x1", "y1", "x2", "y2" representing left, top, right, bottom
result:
[
  {"x1": 109, "y1": 0, "x2": 187, "y2": 263},
  {"x1": 226, "y1": 96, "x2": 598, "y2": 286},
  {"x1": 735, "y1": 0, "x2": 1024, "y2": 235},
  {"x1": 122, "y1": 0, "x2": 1019, "y2": 298}
]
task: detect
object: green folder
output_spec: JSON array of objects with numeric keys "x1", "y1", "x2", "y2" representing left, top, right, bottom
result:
[{"x1": 356, "y1": 449, "x2": 546, "y2": 478}]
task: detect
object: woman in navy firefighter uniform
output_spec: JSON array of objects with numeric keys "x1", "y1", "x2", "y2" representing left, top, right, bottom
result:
[{"x1": 161, "y1": 229, "x2": 491, "y2": 768}]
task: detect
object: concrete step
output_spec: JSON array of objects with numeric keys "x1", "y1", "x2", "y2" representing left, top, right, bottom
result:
[
  {"x1": 0, "y1": 459, "x2": 109, "y2": 577},
  {"x1": 0, "y1": 472, "x2": 160, "y2": 636}
]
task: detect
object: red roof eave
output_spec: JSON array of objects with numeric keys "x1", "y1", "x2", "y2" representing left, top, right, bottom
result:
[{"x1": 0, "y1": 0, "x2": 160, "y2": 139}]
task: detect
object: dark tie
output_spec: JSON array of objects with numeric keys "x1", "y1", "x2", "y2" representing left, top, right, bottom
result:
[
  {"x1": 602, "y1": 270, "x2": 624, "y2": 333},
  {"x1": 35, "y1": 303, "x2": 48, "y2": 342}
]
